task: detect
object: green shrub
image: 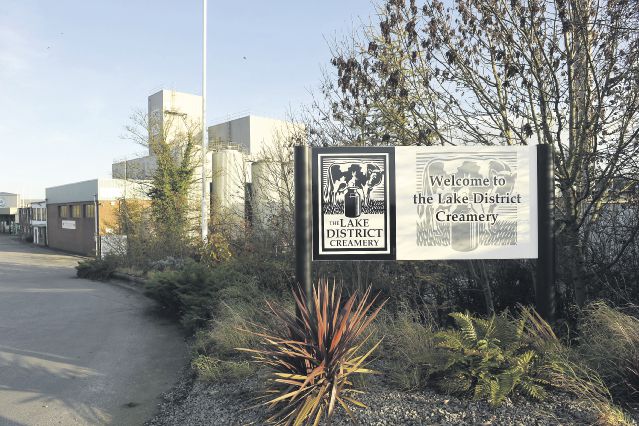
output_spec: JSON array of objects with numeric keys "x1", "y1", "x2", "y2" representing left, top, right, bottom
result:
[
  {"x1": 76, "y1": 257, "x2": 119, "y2": 281},
  {"x1": 193, "y1": 302, "x2": 275, "y2": 357},
  {"x1": 432, "y1": 311, "x2": 547, "y2": 406},
  {"x1": 230, "y1": 255, "x2": 294, "y2": 295},
  {"x1": 144, "y1": 260, "x2": 258, "y2": 331}
]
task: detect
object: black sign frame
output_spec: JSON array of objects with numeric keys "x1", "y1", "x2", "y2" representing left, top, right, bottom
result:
[{"x1": 312, "y1": 146, "x2": 396, "y2": 261}]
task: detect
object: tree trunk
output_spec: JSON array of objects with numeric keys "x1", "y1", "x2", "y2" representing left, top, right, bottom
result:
[
  {"x1": 563, "y1": 223, "x2": 587, "y2": 307},
  {"x1": 469, "y1": 260, "x2": 495, "y2": 315}
]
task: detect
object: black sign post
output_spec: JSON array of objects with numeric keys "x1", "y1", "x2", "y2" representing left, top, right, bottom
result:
[
  {"x1": 294, "y1": 145, "x2": 313, "y2": 308},
  {"x1": 535, "y1": 144, "x2": 556, "y2": 321}
]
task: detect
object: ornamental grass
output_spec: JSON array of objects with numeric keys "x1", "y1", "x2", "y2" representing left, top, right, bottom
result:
[{"x1": 238, "y1": 279, "x2": 386, "y2": 425}]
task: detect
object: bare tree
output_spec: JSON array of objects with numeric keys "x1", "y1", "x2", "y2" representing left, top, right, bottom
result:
[{"x1": 248, "y1": 122, "x2": 305, "y2": 254}]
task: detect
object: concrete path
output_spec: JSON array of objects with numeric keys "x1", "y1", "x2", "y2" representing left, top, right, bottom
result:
[{"x1": 0, "y1": 234, "x2": 187, "y2": 425}]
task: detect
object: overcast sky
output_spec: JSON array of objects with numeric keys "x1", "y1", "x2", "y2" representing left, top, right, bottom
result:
[{"x1": 0, "y1": 1, "x2": 375, "y2": 198}]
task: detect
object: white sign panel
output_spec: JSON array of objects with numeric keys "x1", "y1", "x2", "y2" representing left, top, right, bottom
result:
[
  {"x1": 395, "y1": 146, "x2": 537, "y2": 260},
  {"x1": 312, "y1": 146, "x2": 538, "y2": 260},
  {"x1": 61, "y1": 220, "x2": 76, "y2": 230}
]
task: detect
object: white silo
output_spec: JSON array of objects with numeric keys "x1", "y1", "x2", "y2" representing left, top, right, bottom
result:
[
  {"x1": 211, "y1": 149, "x2": 246, "y2": 230},
  {"x1": 250, "y1": 160, "x2": 293, "y2": 230}
]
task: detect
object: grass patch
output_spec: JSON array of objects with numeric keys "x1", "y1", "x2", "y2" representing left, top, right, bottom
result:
[
  {"x1": 190, "y1": 299, "x2": 294, "y2": 382},
  {"x1": 577, "y1": 301, "x2": 639, "y2": 402},
  {"x1": 191, "y1": 355, "x2": 253, "y2": 383},
  {"x1": 371, "y1": 309, "x2": 437, "y2": 390}
]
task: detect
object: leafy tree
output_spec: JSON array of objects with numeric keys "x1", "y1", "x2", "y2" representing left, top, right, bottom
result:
[
  {"x1": 309, "y1": 0, "x2": 639, "y2": 307},
  {"x1": 123, "y1": 110, "x2": 202, "y2": 258}
]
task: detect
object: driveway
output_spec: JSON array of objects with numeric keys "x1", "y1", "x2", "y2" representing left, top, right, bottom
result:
[{"x1": 0, "y1": 234, "x2": 187, "y2": 425}]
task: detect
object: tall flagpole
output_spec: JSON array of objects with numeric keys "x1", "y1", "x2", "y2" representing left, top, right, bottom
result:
[{"x1": 201, "y1": 0, "x2": 208, "y2": 240}]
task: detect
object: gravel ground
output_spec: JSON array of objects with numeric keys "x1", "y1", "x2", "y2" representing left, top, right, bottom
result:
[{"x1": 145, "y1": 369, "x2": 639, "y2": 426}]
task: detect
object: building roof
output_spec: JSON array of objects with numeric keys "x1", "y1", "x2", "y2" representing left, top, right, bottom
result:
[{"x1": 46, "y1": 179, "x2": 149, "y2": 204}]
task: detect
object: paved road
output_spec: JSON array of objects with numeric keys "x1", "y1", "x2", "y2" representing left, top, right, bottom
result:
[{"x1": 0, "y1": 234, "x2": 187, "y2": 425}]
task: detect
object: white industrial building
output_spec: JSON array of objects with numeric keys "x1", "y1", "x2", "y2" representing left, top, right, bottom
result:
[
  {"x1": 113, "y1": 89, "x2": 205, "y2": 181},
  {"x1": 113, "y1": 89, "x2": 303, "y2": 235},
  {"x1": 0, "y1": 192, "x2": 35, "y2": 234}
]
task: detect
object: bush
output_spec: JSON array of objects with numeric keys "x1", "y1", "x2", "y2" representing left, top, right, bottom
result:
[
  {"x1": 230, "y1": 255, "x2": 294, "y2": 295},
  {"x1": 76, "y1": 257, "x2": 119, "y2": 281},
  {"x1": 375, "y1": 305, "x2": 634, "y2": 422},
  {"x1": 238, "y1": 280, "x2": 386, "y2": 425},
  {"x1": 148, "y1": 256, "x2": 185, "y2": 272},
  {"x1": 144, "y1": 260, "x2": 259, "y2": 331},
  {"x1": 431, "y1": 310, "x2": 547, "y2": 406}
]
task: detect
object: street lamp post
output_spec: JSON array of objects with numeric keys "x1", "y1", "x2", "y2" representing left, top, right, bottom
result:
[{"x1": 201, "y1": 0, "x2": 209, "y2": 241}]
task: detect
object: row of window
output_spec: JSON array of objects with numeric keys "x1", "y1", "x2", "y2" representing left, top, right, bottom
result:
[
  {"x1": 59, "y1": 204, "x2": 95, "y2": 219},
  {"x1": 32, "y1": 207, "x2": 46, "y2": 221}
]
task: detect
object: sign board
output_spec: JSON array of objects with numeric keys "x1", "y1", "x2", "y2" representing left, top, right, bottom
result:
[
  {"x1": 61, "y1": 220, "x2": 76, "y2": 230},
  {"x1": 312, "y1": 147, "x2": 395, "y2": 260},
  {"x1": 312, "y1": 146, "x2": 538, "y2": 260}
]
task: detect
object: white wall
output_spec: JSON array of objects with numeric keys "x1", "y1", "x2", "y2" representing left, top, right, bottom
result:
[
  {"x1": 112, "y1": 156, "x2": 158, "y2": 180},
  {"x1": 46, "y1": 179, "x2": 148, "y2": 203},
  {"x1": 208, "y1": 116, "x2": 251, "y2": 153},
  {"x1": 148, "y1": 90, "x2": 203, "y2": 156},
  {"x1": 208, "y1": 115, "x2": 303, "y2": 158}
]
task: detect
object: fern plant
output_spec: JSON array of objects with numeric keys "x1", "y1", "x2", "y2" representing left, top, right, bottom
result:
[{"x1": 432, "y1": 311, "x2": 547, "y2": 406}]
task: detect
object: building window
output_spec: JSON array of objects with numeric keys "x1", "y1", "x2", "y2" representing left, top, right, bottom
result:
[
  {"x1": 85, "y1": 204, "x2": 95, "y2": 218},
  {"x1": 59, "y1": 205, "x2": 69, "y2": 218},
  {"x1": 71, "y1": 205, "x2": 82, "y2": 218}
]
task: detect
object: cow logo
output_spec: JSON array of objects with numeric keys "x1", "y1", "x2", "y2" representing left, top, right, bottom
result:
[
  {"x1": 322, "y1": 162, "x2": 385, "y2": 217},
  {"x1": 313, "y1": 147, "x2": 395, "y2": 260}
]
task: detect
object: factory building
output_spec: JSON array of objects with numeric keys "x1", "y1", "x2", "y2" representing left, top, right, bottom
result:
[
  {"x1": 208, "y1": 115, "x2": 302, "y2": 233},
  {"x1": 113, "y1": 89, "x2": 210, "y2": 227},
  {"x1": 0, "y1": 192, "x2": 35, "y2": 234},
  {"x1": 112, "y1": 89, "x2": 304, "y2": 237},
  {"x1": 45, "y1": 179, "x2": 147, "y2": 256},
  {"x1": 17, "y1": 201, "x2": 47, "y2": 245},
  {"x1": 0, "y1": 192, "x2": 20, "y2": 233},
  {"x1": 30, "y1": 201, "x2": 48, "y2": 246}
]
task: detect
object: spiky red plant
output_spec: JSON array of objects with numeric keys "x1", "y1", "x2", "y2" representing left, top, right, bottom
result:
[{"x1": 238, "y1": 279, "x2": 386, "y2": 425}]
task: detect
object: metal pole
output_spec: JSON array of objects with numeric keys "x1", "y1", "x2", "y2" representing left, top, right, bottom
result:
[
  {"x1": 536, "y1": 144, "x2": 555, "y2": 321},
  {"x1": 94, "y1": 194, "x2": 100, "y2": 259},
  {"x1": 200, "y1": 0, "x2": 209, "y2": 241},
  {"x1": 294, "y1": 145, "x2": 312, "y2": 309}
]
